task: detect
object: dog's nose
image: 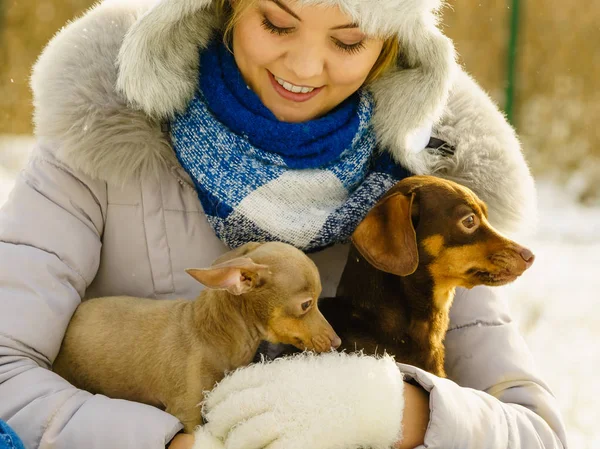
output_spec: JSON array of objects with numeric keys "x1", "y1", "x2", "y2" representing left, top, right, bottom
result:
[
  {"x1": 520, "y1": 248, "x2": 535, "y2": 268},
  {"x1": 331, "y1": 335, "x2": 342, "y2": 349}
]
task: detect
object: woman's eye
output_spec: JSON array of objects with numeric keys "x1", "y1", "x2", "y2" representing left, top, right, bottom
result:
[
  {"x1": 301, "y1": 300, "x2": 312, "y2": 312},
  {"x1": 333, "y1": 38, "x2": 366, "y2": 55},
  {"x1": 261, "y1": 15, "x2": 365, "y2": 55},
  {"x1": 261, "y1": 17, "x2": 293, "y2": 36}
]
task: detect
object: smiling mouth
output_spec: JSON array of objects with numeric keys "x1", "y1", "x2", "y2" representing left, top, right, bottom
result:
[
  {"x1": 273, "y1": 75, "x2": 316, "y2": 94},
  {"x1": 268, "y1": 71, "x2": 323, "y2": 103}
]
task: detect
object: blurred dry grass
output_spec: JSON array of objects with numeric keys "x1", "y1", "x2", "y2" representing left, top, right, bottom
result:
[
  {"x1": 1, "y1": 0, "x2": 599, "y2": 201},
  {"x1": 0, "y1": 0, "x2": 97, "y2": 133},
  {"x1": 443, "y1": 1, "x2": 600, "y2": 203}
]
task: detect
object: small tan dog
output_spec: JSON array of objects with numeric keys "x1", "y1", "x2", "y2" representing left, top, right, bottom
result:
[{"x1": 53, "y1": 241, "x2": 340, "y2": 432}]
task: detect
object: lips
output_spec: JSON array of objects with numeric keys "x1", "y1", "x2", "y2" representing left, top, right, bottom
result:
[{"x1": 268, "y1": 71, "x2": 323, "y2": 103}]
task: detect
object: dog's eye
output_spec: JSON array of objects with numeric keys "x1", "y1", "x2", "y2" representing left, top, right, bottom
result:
[
  {"x1": 460, "y1": 214, "x2": 479, "y2": 231},
  {"x1": 301, "y1": 300, "x2": 312, "y2": 312}
]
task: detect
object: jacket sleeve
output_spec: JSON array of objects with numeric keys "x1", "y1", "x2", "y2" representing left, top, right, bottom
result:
[
  {"x1": 398, "y1": 285, "x2": 568, "y2": 449},
  {"x1": 0, "y1": 144, "x2": 183, "y2": 448},
  {"x1": 432, "y1": 68, "x2": 538, "y2": 236}
]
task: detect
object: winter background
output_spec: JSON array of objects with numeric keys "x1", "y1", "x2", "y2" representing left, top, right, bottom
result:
[{"x1": 1, "y1": 1, "x2": 598, "y2": 448}]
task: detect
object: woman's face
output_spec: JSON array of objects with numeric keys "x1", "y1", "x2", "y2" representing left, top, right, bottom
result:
[{"x1": 232, "y1": 0, "x2": 385, "y2": 123}]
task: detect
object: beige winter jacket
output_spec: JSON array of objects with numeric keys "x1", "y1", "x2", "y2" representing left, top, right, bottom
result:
[{"x1": 0, "y1": 1, "x2": 567, "y2": 448}]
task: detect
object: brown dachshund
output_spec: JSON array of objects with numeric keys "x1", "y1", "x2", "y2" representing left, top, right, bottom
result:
[
  {"x1": 318, "y1": 175, "x2": 534, "y2": 377},
  {"x1": 54, "y1": 241, "x2": 340, "y2": 433}
]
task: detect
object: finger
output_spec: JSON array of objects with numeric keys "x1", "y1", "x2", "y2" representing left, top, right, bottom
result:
[
  {"x1": 225, "y1": 412, "x2": 282, "y2": 449},
  {"x1": 204, "y1": 387, "x2": 270, "y2": 439},
  {"x1": 204, "y1": 362, "x2": 274, "y2": 411}
]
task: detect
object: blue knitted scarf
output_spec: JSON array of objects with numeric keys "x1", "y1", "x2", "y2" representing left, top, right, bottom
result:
[{"x1": 170, "y1": 41, "x2": 410, "y2": 252}]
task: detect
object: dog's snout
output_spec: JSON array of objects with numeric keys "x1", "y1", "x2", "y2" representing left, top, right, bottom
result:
[
  {"x1": 331, "y1": 334, "x2": 342, "y2": 349},
  {"x1": 520, "y1": 247, "x2": 535, "y2": 267}
]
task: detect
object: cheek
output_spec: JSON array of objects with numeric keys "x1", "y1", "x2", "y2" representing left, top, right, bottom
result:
[
  {"x1": 234, "y1": 20, "x2": 281, "y2": 71},
  {"x1": 240, "y1": 38, "x2": 280, "y2": 69},
  {"x1": 327, "y1": 48, "x2": 383, "y2": 87}
]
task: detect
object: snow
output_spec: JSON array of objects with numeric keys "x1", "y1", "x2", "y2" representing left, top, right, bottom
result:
[
  {"x1": 0, "y1": 135, "x2": 33, "y2": 206},
  {"x1": 1, "y1": 134, "x2": 598, "y2": 447},
  {"x1": 503, "y1": 183, "x2": 600, "y2": 449}
]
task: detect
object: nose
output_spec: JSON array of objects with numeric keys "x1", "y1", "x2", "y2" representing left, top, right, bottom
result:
[
  {"x1": 330, "y1": 334, "x2": 342, "y2": 349},
  {"x1": 284, "y1": 43, "x2": 325, "y2": 81},
  {"x1": 520, "y1": 247, "x2": 535, "y2": 268}
]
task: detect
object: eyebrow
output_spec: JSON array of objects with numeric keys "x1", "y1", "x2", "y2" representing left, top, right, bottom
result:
[
  {"x1": 331, "y1": 23, "x2": 360, "y2": 30},
  {"x1": 267, "y1": 0, "x2": 359, "y2": 29},
  {"x1": 268, "y1": 0, "x2": 301, "y2": 20}
]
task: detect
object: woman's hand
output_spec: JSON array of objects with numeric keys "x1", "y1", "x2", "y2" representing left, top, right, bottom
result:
[
  {"x1": 395, "y1": 382, "x2": 430, "y2": 449},
  {"x1": 168, "y1": 433, "x2": 195, "y2": 449},
  {"x1": 170, "y1": 357, "x2": 431, "y2": 449},
  {"x1": 199, "y1": 352, "x2": 406, "y2": 449}
]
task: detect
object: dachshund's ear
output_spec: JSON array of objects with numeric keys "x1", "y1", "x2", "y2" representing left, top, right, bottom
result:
[{"x1": 351, "y1": 192, "x2": 418, "y2": 276}]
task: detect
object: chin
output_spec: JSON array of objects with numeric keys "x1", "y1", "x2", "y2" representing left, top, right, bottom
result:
[
  {"x1": 270, "y1": 104, "x2": 319, "y2": 123},
  {"x1": 262, "y1": 93, "x2": 326, "y2": 123},
  {"x1": 471, "y1": 270, "x2": 521, "y2": 287}
]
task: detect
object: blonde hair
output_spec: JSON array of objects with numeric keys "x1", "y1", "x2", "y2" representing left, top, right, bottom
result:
[
  {"x1": 215, "y1": 0, "x2": 257, "y2": 41},
  {"x1": 214, "y1": 0, "x2": 399, "y2": 84},
  {"x1": 365, "y1": 37, "x2": 399, "y2": 84}
]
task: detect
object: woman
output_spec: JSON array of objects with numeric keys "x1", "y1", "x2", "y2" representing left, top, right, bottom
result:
[{"x1": 0, "y1": 0, "x2": 566, "y2": 448}]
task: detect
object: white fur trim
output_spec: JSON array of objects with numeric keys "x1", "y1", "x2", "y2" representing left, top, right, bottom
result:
[
  {"x1": 201, "y1": 352, "x2": 405, "y2": 449},
  {"x1": 31, "y1": 0, "x2": 179, "y2": 185},
  {"x1": 370, "y1": 22, "x2": 457, "y2": 155},
  {"x1": 116, "y1": 0, "x2": 217, "y2": 118}
]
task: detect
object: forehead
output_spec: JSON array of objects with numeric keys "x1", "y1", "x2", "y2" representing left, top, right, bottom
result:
[
  {"x1": 261, "y1": 0, "x2": 354, "y2": 23},
  {"x1": 260, "y1": 0, "x2": 387, "y2": 35},
  {"x1": 414, "y1": 178, "x2": 486, "y2": 216},
  {"x1": 273, "y1": 258, "x2": 321, "y2": 296},
  {"x1": 296, "y1": 0, "x2": 402, "y2": 37},
  {"x1": 257, "y1": 244, "x2": 321, "y2": 292},
  {"x1": 451, "y1": 183, "x2": 483, "y2": 208}
]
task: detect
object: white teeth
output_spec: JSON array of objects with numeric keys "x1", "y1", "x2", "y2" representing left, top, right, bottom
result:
[{"x1": 274, "y1": 75, "x2": 315, "y2": 94}]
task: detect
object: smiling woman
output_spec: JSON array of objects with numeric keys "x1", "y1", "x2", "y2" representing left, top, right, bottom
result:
[
  {"x1": 217, "y1": 0, "x2": 396, "y2": 122},
  {"x1": 0, "y1": 0, "x2": 567, "y2": 448}
]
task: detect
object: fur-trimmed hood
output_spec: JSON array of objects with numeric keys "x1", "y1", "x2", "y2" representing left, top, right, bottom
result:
[{"x1": 30, "y1": 0, "x2": 537, "y2": 235}]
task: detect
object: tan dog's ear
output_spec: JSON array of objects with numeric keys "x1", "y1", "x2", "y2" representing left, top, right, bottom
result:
[
  {"x1": 351, "y1": 192, "x2": 419, "y2": 276},
  {"x1": 186, "y1": 257, "x2": 269, "y2": 295}
]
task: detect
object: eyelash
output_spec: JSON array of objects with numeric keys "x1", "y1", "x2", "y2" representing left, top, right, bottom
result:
[
  {"x1": 261, "y1": 17, "x2": 292, "y2": 36},
  {"x1": 335, "y1": 39, "x2": 366, "y2": 55},
  {"x1": 260, "y1": 17, "x2": 366, "y2": 55}
]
